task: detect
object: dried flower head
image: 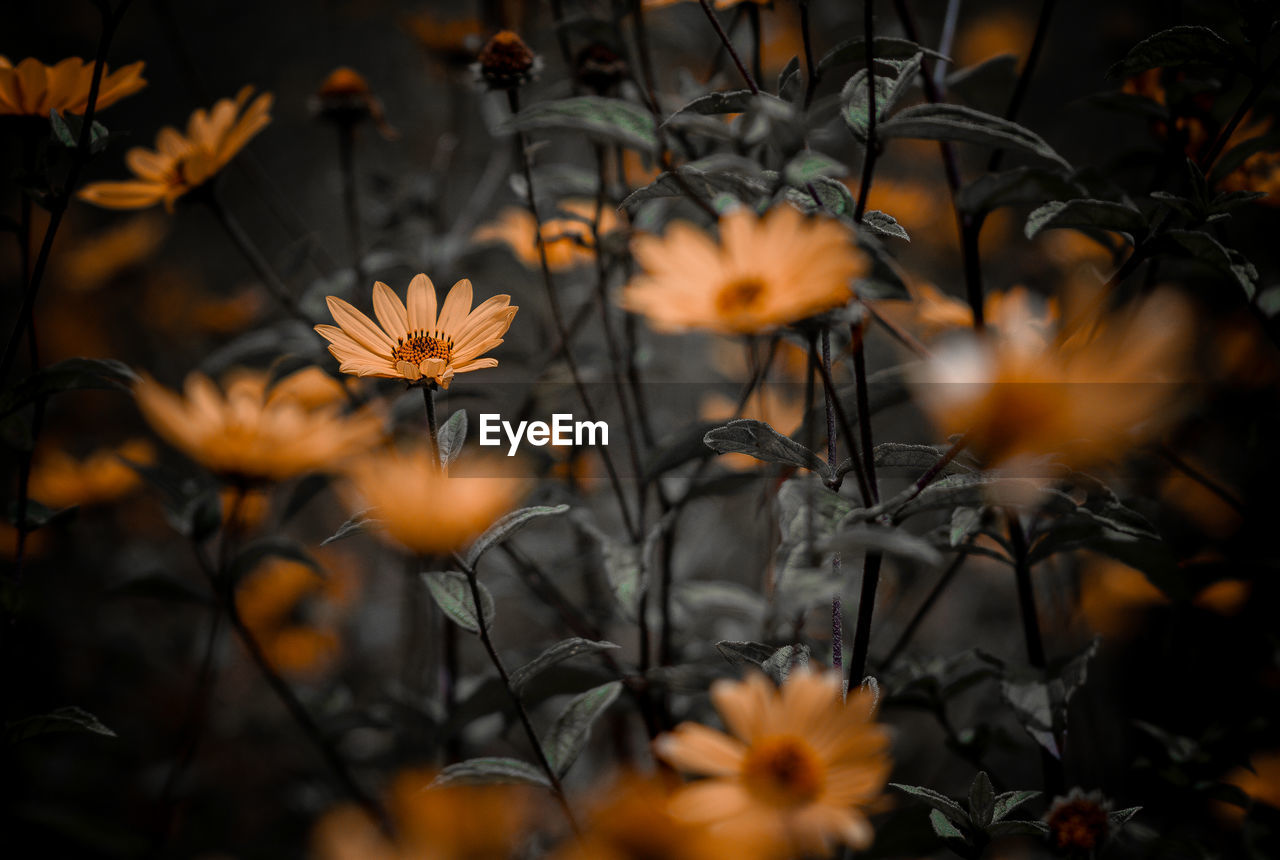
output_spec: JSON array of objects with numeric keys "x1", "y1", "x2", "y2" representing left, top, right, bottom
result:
[
  {"x1": 622, "y1": 205, "x2": 869, "y2": 335},
  {"x1": 315, "y1": 274, "x2": 517, "y2": 389},
  {"x1": 78, "y1": 86, "x2": 272, "y2": 212},
  {"x1": 311, "y1": 67, "x2": 396, "y2": 138},
  {"x1": 474, "y1": 30, "x2": 540, "y2": 90},
  {"x1": 575, "y1": 43, "x2": 629, "y2": 95},
  {"x1": 1045, "y1": 789, "x2": 1112, "y2": 852},
  {"x1": 134, "y1": 366, "x2": 382, "y2": 484},
  {"x1": 0, "y1": 55, "x2": 146, "y2": 116},
  {"x1": 654, "y1": 669, "x2": 891, "y2": 857}
]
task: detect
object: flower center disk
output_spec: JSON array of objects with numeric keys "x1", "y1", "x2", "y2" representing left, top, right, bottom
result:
[
  {"x1": 716, "y1": 277, "x2": 766, "y2": 317},
  {"x1": 393, "y1": 331, "x2": 453, "y2": 365},
  {"x1": 741, "y1": 735, "x2": 824, "y2": 806}
]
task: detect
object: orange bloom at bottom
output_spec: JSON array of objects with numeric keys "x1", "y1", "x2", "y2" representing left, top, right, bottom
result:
[
  {"x1": 311, "y1": 770, "x2": 534, "y2": 859},
  {"x1": 655, "y1": 670, "x2": 891, "y2": 858}
]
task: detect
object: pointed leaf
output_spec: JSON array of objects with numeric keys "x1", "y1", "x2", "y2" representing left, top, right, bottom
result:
[
  {"x1": 543, "y1": 681, "x2": 623, "y2": 777},
  {"x1": 437, "y1": 409, "x2": 467, "y2": 468},
  {"x1": 1107, "y1": 25, "x2": 1237, "y2": 78},
  {"x1": 423, "y1": 570, "x2": 494, "y2": 634},
  {"x1": 507, "y1": 96, "x2": 657, "y2": 154},
  {"x1": 508, "y1": 638, "x2": 620, "y2": 692},
  {"x1": 464, "y1": 504, "x2": 570, "y2": 567},
  {"x1": 891, "y1": 782, "x2": 971, "y2": 826},
  {"x1": 7, "y1": 706, "x2": 117, "y2": 743},
  {"x1": 321, "y1": 508, "x2": 379, "y2": 546},
  {"x1": 878, "y1": 103, "x2": 1070, "y2": 169},
  {"x1": 432, "y1": 757, "x2": 551, "y2": 788},
  {"x1": 992, "y1": 789, "x2": 1040, "y2": 822},
  {"x1": 968, "y1": 771, "x2": 995, "y2": 828},
  {"x1": 1024, "y1": 198, "x2": 1147, "y2": 242},
  {"x1": 704, "y1": 419, "x2": 834, "y2": 480}
]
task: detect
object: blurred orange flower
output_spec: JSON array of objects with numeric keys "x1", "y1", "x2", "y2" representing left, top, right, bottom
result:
[
  {"x1": 1078, "y1": 558, "x2": 1168, "y2": 638},
  {"x1": 1224, "y1": 751, "x2": 1280, "y2": 813},
  {"x1": 312, "y1": 769, "x2": 535, "y2": 859},
  {"x1": 623, "y1": 206, "x2": 868, "y2": 335},
  {"x1": 0, "y1": 55, "x2": 145, "y2": 116},
  {"x1": 876, "y1": 284, "x2": 1057, "y2": 342},
  {"x1": 342, "y1": 445, "x2": 525, "y2": 556},
  {"x1": 56, "y1": 214, "x2": 167, "y2": 293},
  {"x1": 912, "y1": 290, "x2": 1191, "y2": 470},
  {"x1": 28, "y1": 439, "x2": 154, "y2": 510},
  {"x1": 316, "y1": 275, "x2": 517, "y2": 389},
  {"x1": 954, "y1": 11, "x2": 1034, "y2": 70},
  {"x1": 474, "y1": 201, "x2": 619, "y2": 271},
  {"x1": 403, "y1": 13, "x2": 485, "y2": 70},
  {"x1": 654, "y1": 670, "x2": 891, "y2": 858},
  {"x1": 236, "y1": 553, "x2": 357, "y2": 677},
  {"x1": 78, "y1": 86, "x2": 272, "y2": 212},
  {"x1": 135, "y1": 367, "x2": 382, "y2": 483}
]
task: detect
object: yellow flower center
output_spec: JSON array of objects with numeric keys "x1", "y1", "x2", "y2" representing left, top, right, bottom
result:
[
  {"x1": 392, "y1": 331, "x2": 454, "y2": 366},
  {"x1": 741, "y1": 734, "x2": 824, "y2": 807},
  {"x1": 716, "y1": 277, "x2": 766, "y2": 317}
]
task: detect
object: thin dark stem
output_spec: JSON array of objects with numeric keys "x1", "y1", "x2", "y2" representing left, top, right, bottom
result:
[
  {"x1": 881, "y1": 548, "x2": 970, "y2": 670},
  {"x1": 507, "y1": 88, "x2": 639, "y2": 541},
  {"x1": 0, "y1": 0, "x2": 134, "y2": 385},
  {"x1": 986, "y1": 0, "x2": 1057, "y2": 172},
  {"x1": 852, "y1": 0, "x2": 879, "y2": 222},
  {"x1": 800, "y1": 0, "x2": 819, "y2": 108},
  {"x1": 851, "y1": 324, "x2": 878, "y2": 503},
  {"x1": 1157, "y1": 445, "x2": 1245, "y2": 514},
  {"x1": 203, "y1": 192, "x2": 308, "y2": 323},
  {"x1": 857, "y1": 435, "x2": 967, "y2": 524},
  {"x1": 848, "y1": 552, "x2": 882, "y2": 684},
  {"x1": 422, "y1": 384, "x2": 440, "y2": 467},
  {"x1": 1200, "y1": 53, "x2": 1280, "y2": 170},
  {"x1": 847, "y1": 314, "x2": 882, "y2": 685},
  {"x1": 962, "y1": 216, "x2": 986, "y2": 330},
  {"x1": 454, "y1": 553, "x2": 578, "y2": 830},
  {"x1": 336, "y1": 124, "x2": 365, "y2": 290},
  {"x1": 831, "y1": 592, "x2": 844, "y2": 672},
  {"x1": 821, "y1": 331, "x2": 837, "y2": 466},
  {"x1": 812, "y1": 345, "x2": 873, "y2": 507},
  {"x1": 746, "y1": 2, "x2": 764, "y2": 89},
  {"x1": 696, "y1": 0, "x2": 760, "y2": 95}
]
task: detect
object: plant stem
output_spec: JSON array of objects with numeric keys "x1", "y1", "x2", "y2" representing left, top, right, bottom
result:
[
  {"x1": 696, "y1": 0, "x2": 760, "y2": 95},
  {"x1": 811, "y1": 345, "x2": 873, "y2": 506},
  {"x1": 800, "y1": 0, "x2": 819, "y2": 108},
  {"x1": 1200, "y1": 53, "x2": 1280, "y2": 170},
  {"x1": 422, "y1": 384, "x2": 440, "y2": 468},
  {"x1": 987, "y1": 0, "x2": 1057, "y2": 172},
  {"x1": 880, "y1": 547, "x2": 970, "y2": 671},
  {"x1": 746, "y1": 2, "x2": 764, "y2": 87},
  {"x1": 847, "y1": 553, "x2": 882, "y2": 685},
  {"x1": 847, "y1": 317, "x2": 882, "y2": 685},
  {"x1": 852, "y1": 0, "x2": 879, "y2": 222},
  {"x1": 203, "y1": 192, "x2": 308, "y2": 323},
  {"x1": 336, "y1": 123, "x2": 365, "y2": 290}
]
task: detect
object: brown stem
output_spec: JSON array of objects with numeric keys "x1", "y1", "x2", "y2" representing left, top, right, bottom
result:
[{"x1": 696, "y1": 0, "x2": 759, "y2": 95}]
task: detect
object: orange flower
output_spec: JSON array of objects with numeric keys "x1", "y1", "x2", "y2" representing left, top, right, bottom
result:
[
  {"x1": 135, "y1": 367, "x2": 382, "y2": 483},
  {"x1": 877, "y1": 284, "x2": 1058, "y2": 342},
  {"x1": 954, "y1": 11, "x2": 1035, "y2": 70},
  {"x1": 1078, "y1": 558, "x2": 1168, "y2": 638},
  {"x1": 315, "y1": 275, "x2": 517, "y2": 389},
  {"x1": 78, "y1": 86, "x2": 272, "y2": 212},
  {"x1": 474, "y1": 201, "x2": 619, "y2": 271},
  {"x1": 312, "y1": 769, "x2": 535, "y2": 860},
  {"x1": 403, "y1": 13, "x2": 485, "y2": 70},
  {"x1": 556, "y1": 773, "x2": 760, "y2": 860},
  {"x1": 27, "y1": 439, "x2": 154, "y2": 509},
  {"x1": 655, "y1": 670, "x2": 891, "y2": 858},
  {"x1": 56, "y1": 215, "x2": 167, "y2": 292},
  {"x1": 622, "y1": 206, "x2": 868, "y2": 335},
  {"x1": 0, "y1": 55, "x2": 145, "y2": 116},
  {"x1": 1224, "y1": 751, "x2": 1280, "y2": 813},
  {"x1": 912, "y1": 289, "x2": 1191, "y2": 470},
  {"x1": 342, "y1": 446, "x2": 526, "y2": 556},
  {"x1": 644, "y1": 0, "x2": 769, "y2": 9}
]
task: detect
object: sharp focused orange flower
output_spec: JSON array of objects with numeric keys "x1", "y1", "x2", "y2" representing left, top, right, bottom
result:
[
  {"x1": 556, "y1": 773, "x2": 761, "y2": 860},
  {"x1": 654, "y1": 670, "x2": 891, "y2": 858},
  {"x1": 474, "y1": 201, "x2": 619, "y2": 271},
  {"x1": 342, "y1": 446, "x2": 525, "y2": 555},
  {"x1": 0, "y1": 55, "x2": 145, "y2": 116},
  {"x1": 623, "y1": 206, "x2": 868, "y2": 335},
  {"x1": 315, "y1": 274, "x2": 517, "y2": 389},
  {"x1": 78, "y1": 86, "x2": 272, "y2": 212},
  {"x1": 312, "y1": 769, "x2": 535, "y2": 860},
  {"x1": 28, "y1": 439, "x2": 155, "y2": 509},
  {"x1": 912, "y1": 289, "x2": 1191, "y2": 470},
  {"x1": 135, "y1": 367, "x2": 382, "y2": 483}
]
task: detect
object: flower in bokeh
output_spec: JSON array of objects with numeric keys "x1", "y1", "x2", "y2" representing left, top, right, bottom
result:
[
  {"x1": 236, "y1": 552, "x2": 358, "y2": 677},
  {"x1": 655, "y1": 669, "x2": 891, "y2": 857},
  {"x1": 404, "y1": 13, "x2": 486, "y2": 71},
  {"x1": 623, "y1": 206, "x2": 868, "y2": 335},
  {"x1": 1044, "y1": 789, "x2": 1112, "y2": 852},
  {"x1": 56, "y1": 214, "x2": 167, "y2": 292},
  {"x1": 135, "y1": 367, "x2": 382, "y2": 483},
  {"x1": 315, "y1": 275, "x2": 517, "y2": 389},
  {"x1": 474, "y1": 30, "x2": 541, "y2": 90},
  {"x1": 877, "y1": 284, "x2": 1057, "y2": 343},
  {"x1": 0, "y1": 55, "x2": 145, "y2": 116},
  {"x1": 556, "y1": 773, "x2": 759, "y2": 860},
  {"x1": 954, "y1": 10, "x2": 1034, "y2": 70},
  {"x1": 474, "y1": 201, "x2": 619, "y2": 271},
  {"x1": 343, "y1": 445, "x2": 525, "y2": 556},
  {"x1": 28, "y1": 439, "x2": 154, "y2": 509},
  {"x1": 644, "y1": 0, "x2": 769, "y2": 10},
  {"x1": 912, "y1": 289, "x2": 1191, "y2": 470},
  {"x1": 1078, "y1": 557, "x2": 1168, "y2": 638},
  {"x1": 1223, "y1": 751, "x2": 1280, "y2": 815},
  {"x1": 311, "y1": 67, "x2": 397, "y2": 139},
  {"x1": 78, "y1": 86, "x2": 272, "y2": 212},
  {"x1": 312, "y1": 769, "x2": 534, "y2": 859}
]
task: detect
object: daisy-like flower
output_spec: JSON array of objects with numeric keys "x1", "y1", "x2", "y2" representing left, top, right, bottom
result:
[
  {"x1": 28, "y1": 439, "x2": 154, "y2": 509},
  {"x1": 342, "y1": 445, "x2": 525, "y2": 556},
  {"x1": 1044, "y1": 789, "x2": 1112, "y2": 852},
  {"x1": 622, "y1": 205, "x2": 868, "y2": 335},
  {"x1": 78, "y1": 86, "x2": 272, "y2": 212},
  {"x1": 312, "y1": 769, "x2": 534, "y2": 860},
  {"x1": 134, "y1": 366, "x2": 382, "y2": 483},
  {"x1": 654, "y1": 670, "x2": 891, "y2": 858},
  {"x1": 876, "y1": 284, "x2": 1058, "y2": 343},
  {"x1": 0, "y1": 55, "x2": 146, "y2": 116},
  {"x1": 315, "y1": 274, "x2": 517, "y2": 389},
  {"x1": 474, "y1": 201, "x2": 619, "y2": 271}
]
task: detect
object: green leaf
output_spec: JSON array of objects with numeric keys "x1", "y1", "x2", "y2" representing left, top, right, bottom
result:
[
  {"x1": 704, "y1": 419, "x2": 834, "y2": 480},
  {"x1": 543, "y1": 680, "x2": 623, "y2": 777},
  {"x1": 1000, "y1": 637, "x2": 1099, "y2": 758},
  {"x1": 321, "y1": 508, "x2": 378, "y2": 546},
  {"x1": 760, "y1": 643, "x2": 811, "y2": 684},
  {"x1": 423, "y1": 570, "x2": 494, "y2": 634},
  {"x1": 817, "y1": 37, "x2": 948, "y2": 78},
  {"x1": 437, "y1": 409, "x2": 467, "y2": 468},
  {"x1": 956, "y1": 167, "x2": 1081, "y2": 215},
  {"x1": 875, "y1": 442, "x2": 974, "y2": 475},
  {"x1": 667, "y1": 89, "x2": 757, "y2": 119},
  {"x1": 891, "y1": 782, "x2": 971, "y2": 827},
  {"x1": 574, "y1": 518, "x2": 647, "y2": 621},
  {"x1": 950, "y1": 507, "x2": 983, "y2": 547},
  {"x1": 986, "y1": 820, "x2": 1048, "y2": 837},
  {"x1": 778, "y1": 56, "x2": 803, "y2": 102},
  {"x1": 992, "y1": 789, "x2": 1040, "y2": 822},
  {"x1": 1107, "y1": 25, "x2": 1238, "y2": 78},
  {"x1": 861, "y1": 210, "x2": 910, "y2": 241},
  {"x1": 877, "y1": 103, "x2": 1070, "y2": 169},
  {"x1": 1153, "y1": 229, "x2": 1257, "y2": 299},
  {"x1": 464, "y1": 504, "x2": 570, "y2": 568},
  {"x1": 781, "y1": 176, "x2": 858, "y2": 218},
  {"x1": 7, "y1": 706, "x2": 117, "y2": 743},
  {"x1": 841, "y1": 53, "x2": 923, "y2": 142},
  {"x1": 968, "y1": 771, "x2": 995, "y2": 828},
  {"x1": 783, "y1": 151, "x2": 847, "y2": 188},
  {"x1": 929, "y1": 808, "x2": 972, "y2": 848},
  {"x1": 1024, "y1": 199, "x2": 1148, "y2": 243},
  {"x1": 1109, "y1": 806, "x2": 1141, "y2": 826},
  {"x1": 508, "y1": 638, "x2": 620, "y2": 692},
  {"x1": 432, "y1": 757, "x2": 551, "y2": 788},
  {"x1": 507, "y1": 96, "x2": 657, "y2": 154},
  {"x1": 49, "y1": 109, "x2": 110, "y2": 153},
  {"x1": 824, "y1": 524, "x2": 943, "y2": 566},
  {"x1": 715, "y1": 640, "x2": 778, "y2": 667},
  {"x1": 0, "y1": 358, "x2": 138, "y2": 417}
]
